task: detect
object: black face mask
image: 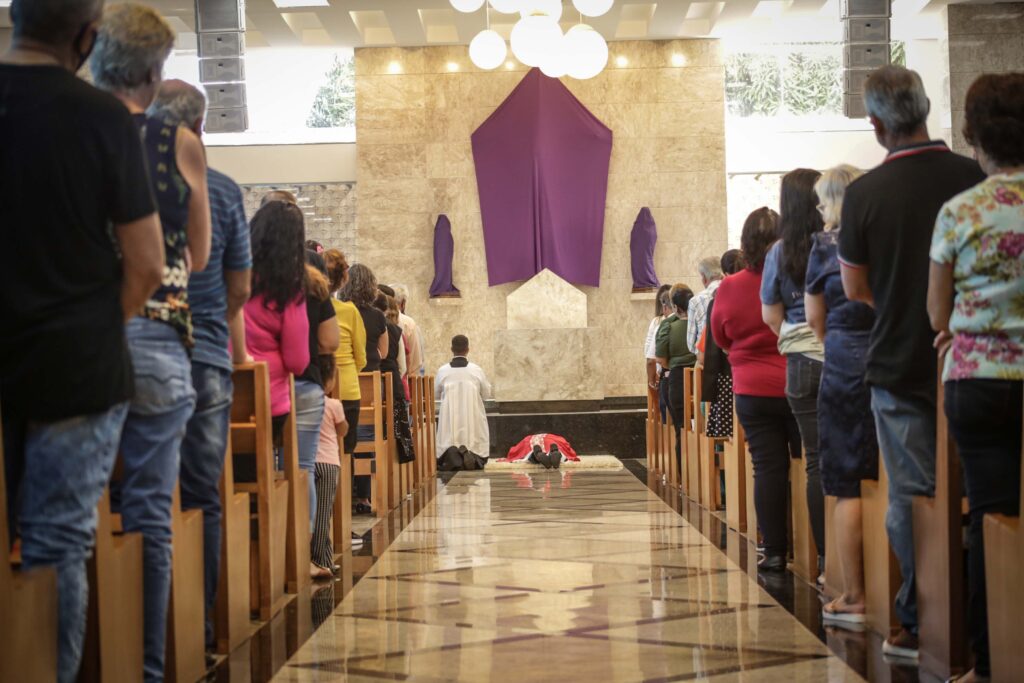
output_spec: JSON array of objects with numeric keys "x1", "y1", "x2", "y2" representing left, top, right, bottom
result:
[{"x1": 72, "y1": 23, "x2": 97, "y2": 73}]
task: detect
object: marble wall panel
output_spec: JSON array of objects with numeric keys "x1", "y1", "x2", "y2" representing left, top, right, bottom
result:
[
  {"x1": 241, "y1": 182, "x2": 357, "y2": 257},
  {"x1": 492, "y1": 328, "x2": 603, "y2": 402},
  {"x1": 355, "y1": 40, "x2": 727, "y2": 398},
  {"x1": 506, "y1": 270, "x2": 588, "y2": 331},
  {"x1": 946, "y1": 4, "x2": 1024, "y2": 155}
]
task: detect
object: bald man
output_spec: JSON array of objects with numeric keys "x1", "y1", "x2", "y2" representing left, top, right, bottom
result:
[
  {"x1": 1, "y1": 1, "x2": 164, "y2": 680},
  {"x1": 148, "y1": 79, "x2": 253, "y2": 648}
]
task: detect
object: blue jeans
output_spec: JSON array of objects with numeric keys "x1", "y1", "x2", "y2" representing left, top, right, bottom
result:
[
  {"x1": 116, "y1": 318, "x2": 196, "y2": 682},
  {"x1": 870, "y1": 384, "x2": 936, "y2": 633},
  {"x1": 179, "y1": 361, "x2": 232, "y2": 647},
  {"x1": 294, "y1": 379, "x2": 325, "y2": 527},
  {"x1": 3, "y1": 403, "x2": 128, "y2": 683}
]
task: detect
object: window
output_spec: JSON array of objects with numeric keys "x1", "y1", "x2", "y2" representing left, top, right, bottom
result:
[{"x1": 164, "y1": 46, "x2": 356, "y2": 145}]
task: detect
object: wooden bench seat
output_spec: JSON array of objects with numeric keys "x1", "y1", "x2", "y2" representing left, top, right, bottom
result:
[
  {"x1": 215, "y1": 432, "x2": 253, "y2": 655},
  {"x1": 354, "y1": 372, "x2": 393, "y2": 517},
  {"x1": 165, "y1": 487, "x2": 205, "y2": 683}
]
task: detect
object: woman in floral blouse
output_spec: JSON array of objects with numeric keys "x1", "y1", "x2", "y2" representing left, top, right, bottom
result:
[{"x1": 927, "y1": 73, "x2": 1024, "y2": 683}]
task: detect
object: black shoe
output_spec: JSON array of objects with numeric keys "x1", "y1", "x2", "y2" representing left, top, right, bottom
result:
[
  {"x1": 548, "y1": 445, "x2": 561, "y2": 469},
  {"x1": 354, "y1": 502, "x2": 372, "y2": 515},
  {"x1": 758, "y1": 554, "x2": 786, "y2": 572}
]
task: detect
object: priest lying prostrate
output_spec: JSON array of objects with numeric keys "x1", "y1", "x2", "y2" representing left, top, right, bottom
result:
[{"x1": 435, "y1": 335, "x2": 492, "y2": 465}]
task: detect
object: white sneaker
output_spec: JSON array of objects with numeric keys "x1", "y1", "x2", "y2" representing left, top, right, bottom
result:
[{"x1": 351, "y1": 533, "x2": 365, "y2": 546}]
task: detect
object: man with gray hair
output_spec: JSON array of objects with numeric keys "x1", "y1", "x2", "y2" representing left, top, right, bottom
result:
[
  {"x1": 149, "y1": 79, "x2": 253, "y2": 650},
  {"x1": 838, "y1": 65, "x2": 984, "y2": 662},
  {"x1": 686, "y1": 256, "x2": 724, "y2": 354},
  {"x1": 1, "y1": 1, "x2": 165, "y2": 680},
  {"x1": 391, "y1": 283, "x2": 426, "y2": 376}
]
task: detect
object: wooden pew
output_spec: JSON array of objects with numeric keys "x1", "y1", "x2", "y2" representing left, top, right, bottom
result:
[
  {"x1": 425, "y1": 376, "x2": 437, "y2": 479},
  {"x1": 682, "y1": 368, "x2": 700, "y2": 500},
  {"x1": 912, "y1": 372, "x2": 967, "y2": 679},
  {"x1": 0, "y1": 417, "x2": 59, "y2": 683},
  {"x1": 646, "y1": 384, "x2": 658, "y2": 474},
  {"x1": 790, "y1": 454, "x2": 820, "y2": 584},
  {"x1": 281, "y1": 377, "x2": 311, "y2": 596},
  {"x1": 165, "y1": 487, "x2": 205, "y2": 683},
  {"x1": 79, "y1": 490, "x2": 145, "y2": 683},
  {"x1": 694, "y1": 367, "x2": 724, "y2": 511},
  {"x1": 983, "y1": 407, "x2": 1023, "y2": 683},
  {"x1": 723, "y1": 402, "x2": 748, "y2": 533},
  {"x1": 862, "y1": 461, "x2": 900, "y2": 637},
  {"x1": 327, "y1": 368, "x2": 352, "y2": 559},
  {"x1": 230, "y1": 362, "x2": 290, "y2": 622},
  {"x1": 215, "y1": 431, "x2": 253, "y2": 655},
  {"x1": 354, "y1": 372, "x2": 392, "y2": 517}
]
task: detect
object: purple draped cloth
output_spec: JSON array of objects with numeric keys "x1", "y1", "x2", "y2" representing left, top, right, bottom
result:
[
  {"x1": 630, "y1": 207, "x2": 660, "y2": 290},
  {"x1": 471, "y1": 68, "x2": 612, "y2": 287},
  {"x1": 429, "y1": 214, "x2": 460, "y2": 298}
]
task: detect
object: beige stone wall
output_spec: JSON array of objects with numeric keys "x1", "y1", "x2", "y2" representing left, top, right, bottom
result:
[
  {"x1": 354, "y1": 41, "x2": 727, "y2": 398},
  {"x1": 946, "y1": 3, "x2": 1024, "y2": 155}
]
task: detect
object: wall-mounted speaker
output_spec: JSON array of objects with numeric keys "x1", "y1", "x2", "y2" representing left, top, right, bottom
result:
[
  {"x1": 206, "y1": 82, "x2": 247, "y2": 109},
  {"x1": 843, "y1": 17, "x2": 890, "y2": 43},
  {"x1": 841, "y1": 0, "x2": 891, "y2": 18},
  {"x1": 204, "y1": 107, "x2": 248, "y2": 134},
  {"x1": 843, "y1": 43, "x2": 890, "y2": 70},
  {"x1": 195, "y1": 0, "x2": 244, "y2": 33},
  {"x1": 198, "y1": 31, "x2": 244, "y2": 58},
  {"x1": 199, "y1": 57, "x2": 246, "y2": 84}
]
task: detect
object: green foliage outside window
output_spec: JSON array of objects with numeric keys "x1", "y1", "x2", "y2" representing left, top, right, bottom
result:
[
  {"x1": 307, "y1": 55, "x2": 356, "y2": 128},
  {"x1": 726, "y1": 46, "x2": 844, "y2": 118}
]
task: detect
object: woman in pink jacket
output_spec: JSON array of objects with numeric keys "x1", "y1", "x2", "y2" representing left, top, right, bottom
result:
[{"x1": 244, "y1": 201, "x2": 310, "y2": 437}]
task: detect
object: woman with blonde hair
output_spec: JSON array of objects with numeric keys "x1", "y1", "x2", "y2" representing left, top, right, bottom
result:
[{"x1": 805, "y1": 164, "x2": 877, "y2": 624}]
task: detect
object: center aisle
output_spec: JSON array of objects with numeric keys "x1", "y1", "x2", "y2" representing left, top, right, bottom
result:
[{"x1": 275, "y1": 468, "x2": 862, "y2": 682}]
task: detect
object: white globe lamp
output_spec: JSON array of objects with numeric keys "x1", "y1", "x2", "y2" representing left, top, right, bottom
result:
[
  {"x1": 450, "y1": 0, "x2": 486, "y2": 12},
  {"x1": 520, "y1": 0, "x2": 562, "y2": 21},
  {"x1": 488, "y1": 0, "x2": 522, "y2": 14},
  {"x1": 469, "y1": 30, "x2": 508, "y2": 70},
  {"x1": 510, "y1": 15, "x2": 561, "y2": 67},
  {"x1": 572, "y1": 0, "x2": 614, "y2": 17},
  {"x1": 538, "y1": 30, "x2": 569, "y2": 78},
  {"x1": 564, "y1": 24, "x2": 608, "y2": 79}
]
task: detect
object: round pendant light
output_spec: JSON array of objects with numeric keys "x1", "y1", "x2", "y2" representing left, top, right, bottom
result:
[
  {"x1": 469, "y1": 29, "x2": 508, "y2": 70},
  {"x1": 520, "y1": 0, "x2": 563, "y2": 21},
  {"x1": 572, "y1": 0, "x2": 615, "y2": 17},
  {"x1": 564, "y1": 24, "x2": 608, "y2": 79},
  {"x1": 450, "y1": 0, "x2": 486, "y2": 12},
  {"x1": 488, "y1": 0, "x2": 522, "y2": 14},
  {"x1": 510, "y1": 14, "x2": 561, "y2": 67},
  {"x1": 538, "y1": 30, "x2": 569, "y2": 78}
]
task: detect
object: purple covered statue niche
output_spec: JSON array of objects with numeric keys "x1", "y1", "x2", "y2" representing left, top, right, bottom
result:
[
  {"x1": 429, "y1": 214, "x2": 460, "y2": 298},
  {"x1": 471, "y1": 68, "x2": 613, "y2": 287},
  {"x1": 630, "y1": 207, "x2": 660, "y2": 292}
]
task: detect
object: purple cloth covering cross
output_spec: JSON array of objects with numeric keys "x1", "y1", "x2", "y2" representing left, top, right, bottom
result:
[
  {"x1": 429, "y1": 214, "x2": 460, "y2": 298},
  {"x1": 630, "y1": 207, "x2": 660, "y2": 290},
  {"x1": 471, "y1": 68, "x2": 613, "y2": 287}
]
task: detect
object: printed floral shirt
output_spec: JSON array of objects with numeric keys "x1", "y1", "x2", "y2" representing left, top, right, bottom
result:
[{"x1": 930, "y1": 172, "x2": 1024, "y2": 381}]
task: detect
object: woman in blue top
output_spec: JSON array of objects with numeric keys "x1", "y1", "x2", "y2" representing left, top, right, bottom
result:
[
  {"x1": 806, "y1": 165, "x2": 878, "y2": 626},
  {"x1": 760, "y1": 168, "x2": 826, "y2": 578}
]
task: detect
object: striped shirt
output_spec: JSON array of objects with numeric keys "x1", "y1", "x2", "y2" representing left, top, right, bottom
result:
[{"x1": 189, "y1": 167, "x2": 252, "y2": 371}]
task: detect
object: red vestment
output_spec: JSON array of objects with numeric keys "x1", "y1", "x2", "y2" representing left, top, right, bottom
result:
[{"x1": 504, "y1": 433, "x2": 579, "y2": 462}]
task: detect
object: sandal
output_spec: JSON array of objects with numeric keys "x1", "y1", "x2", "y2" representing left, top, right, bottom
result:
[{"x1": 822, "y1": 597, "x2": 866, "y2": 624}]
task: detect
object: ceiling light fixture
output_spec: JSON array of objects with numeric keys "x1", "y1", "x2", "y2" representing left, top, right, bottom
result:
[{"x1": 453, "y1": 0, "x2": 612, "y2": 79}]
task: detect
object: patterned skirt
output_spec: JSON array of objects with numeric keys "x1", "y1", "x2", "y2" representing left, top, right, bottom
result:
[{"x1": 706, "y1": 374, "x2": 734, "y2": 439}]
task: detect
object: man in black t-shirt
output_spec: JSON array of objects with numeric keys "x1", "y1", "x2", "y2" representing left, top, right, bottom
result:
[
  {"x1": 838, "y1": 65, "x2": 985, "y2": 663},
  {"x1": 0, "y1": 1, "x2": 163, "y2": 679}
]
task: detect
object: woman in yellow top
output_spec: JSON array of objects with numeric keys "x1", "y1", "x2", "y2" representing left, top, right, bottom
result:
[{"x1": 325, "y1": 249, "x2": 367, "y2": 465}]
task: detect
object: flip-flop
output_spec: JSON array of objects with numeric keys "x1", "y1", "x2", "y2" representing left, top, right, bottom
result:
[{"x1": 822, "y1": 600, "x2": 866, "y2": 624}]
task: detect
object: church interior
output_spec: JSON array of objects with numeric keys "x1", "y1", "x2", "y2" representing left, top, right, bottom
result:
[{"x1": 1, "y1": 0, "x2": 1023, "y2": 681}]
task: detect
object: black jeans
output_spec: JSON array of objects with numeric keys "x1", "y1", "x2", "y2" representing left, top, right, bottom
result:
[
  {"x1": 945, "y1": 379, "x2": 1023, "y2": 677},
  {"x1": 667, "y1": 368, "x2": 687, "y2": 472},
  {"x1": 786, "y1": 354, "x2": 826, "y2": 558},
  {"x1": 735, "y1": 394, "x2": 802, "y2": 557}
]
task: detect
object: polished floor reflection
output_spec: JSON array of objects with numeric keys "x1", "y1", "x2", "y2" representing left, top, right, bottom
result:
[{"x1": 273, "y1": 469, "x2": 864, "y2": 682}]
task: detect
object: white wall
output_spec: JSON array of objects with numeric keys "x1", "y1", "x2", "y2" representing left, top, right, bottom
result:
[{"x1": 206, "y1": 143, "x2": 357, "y2": 184}]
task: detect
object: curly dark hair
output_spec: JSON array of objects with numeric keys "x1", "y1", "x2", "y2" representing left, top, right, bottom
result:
[
  {"x1": 250, "y1": 201, "x2": 306, "y2": 310},
  {"x1": 338, "y1": 263, "x2": 378, "y2": 307},
  {"x1": 324, "y1": 248, "x2": 349, "y2": 293},
  {"x1": 740, "y1": 207, "x2": 780, "y2": 271},
  {"x1": 779, "y1": 168, "x2": 823, "y2": 287},
  {"x1": 964, "y1": 73, "x2": 1024, "y2": 168}
]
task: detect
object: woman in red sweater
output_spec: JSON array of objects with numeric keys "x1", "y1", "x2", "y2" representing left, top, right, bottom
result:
[{"x1": 711, "y1": 207, "x2": 801, "y2": 572}]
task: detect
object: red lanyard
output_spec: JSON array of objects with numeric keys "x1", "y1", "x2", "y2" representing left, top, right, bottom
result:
[{"x1": 884, "y1": 143, "x2": 950, "y2": 163}]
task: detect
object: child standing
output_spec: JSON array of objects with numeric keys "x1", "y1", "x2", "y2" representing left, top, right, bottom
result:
[{"x1": 311, "y1": 355, "x2": 348, "y2": 579}]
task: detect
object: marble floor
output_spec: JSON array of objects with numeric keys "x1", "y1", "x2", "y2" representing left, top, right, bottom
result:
[{"x1": 272, "y1": 469, "x2": 865, "y2": 682}]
